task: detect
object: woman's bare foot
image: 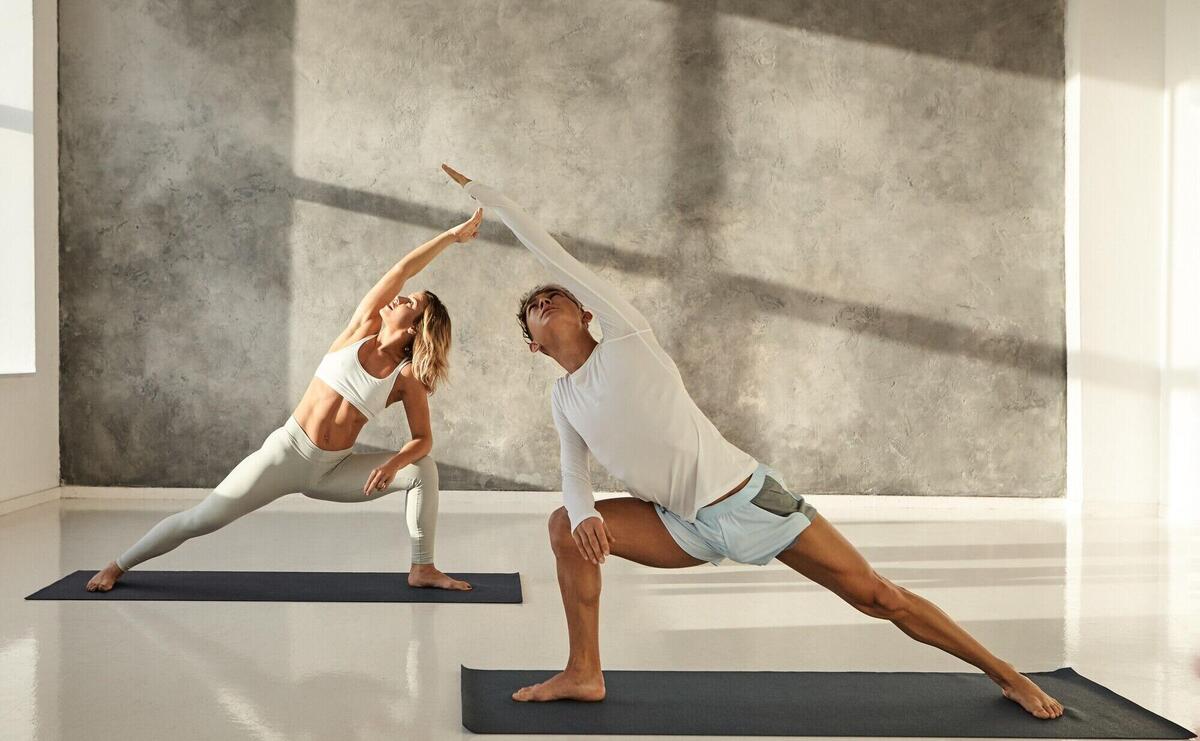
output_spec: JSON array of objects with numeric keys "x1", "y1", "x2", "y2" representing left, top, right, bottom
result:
[
  {"x1": 407, "y1": 563, "x2": 472, "y2": 591},
  {"x1": 512, "y1": 669, "x2": 606, "y2": 702},
  {"x1": 999, "y1": 670, "x2": 1064, "y2": 719},
  {"x1": 441, "y1": 163, "x2": 471, "y2": 187},
  {"x1": 85, "y1": 561, "x2": 125, "y2": 592}
]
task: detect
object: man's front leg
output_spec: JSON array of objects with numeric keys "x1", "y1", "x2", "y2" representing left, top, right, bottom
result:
[
  {"x1": 512, "y1": 499, "x2": 704, "y2": 702},
  {"x1": 512, "y1": 506, "x2": 607, "y2": 702}
]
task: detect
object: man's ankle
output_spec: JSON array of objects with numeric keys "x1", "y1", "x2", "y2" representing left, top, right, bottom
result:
[{"x1": 564, "y1": 659, "x2": 603, "y2": 677}]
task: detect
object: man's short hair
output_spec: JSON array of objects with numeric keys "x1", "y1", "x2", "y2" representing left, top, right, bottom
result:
[{"x1": 516, "y1": 283, "x2": 584, "y2": 342}]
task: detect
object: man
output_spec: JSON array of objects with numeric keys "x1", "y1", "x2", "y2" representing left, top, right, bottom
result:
[{"x1": 441, "y1": 164, "x2": 1062, "y2": 720}]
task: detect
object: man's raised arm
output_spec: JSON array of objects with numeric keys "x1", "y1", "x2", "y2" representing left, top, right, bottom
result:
[{"x1": 450, "y1": 171, "x2": 650, "y2": 340}]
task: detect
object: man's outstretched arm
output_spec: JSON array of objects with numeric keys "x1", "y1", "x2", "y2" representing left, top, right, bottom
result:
[{"x1": 444, "y1": 165, "x2": 650, "y2": 339}]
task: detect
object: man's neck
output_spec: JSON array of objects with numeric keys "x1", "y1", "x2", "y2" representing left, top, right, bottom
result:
[{"x1": 548, "y1": 335, "x2": 600, "y2": 375}]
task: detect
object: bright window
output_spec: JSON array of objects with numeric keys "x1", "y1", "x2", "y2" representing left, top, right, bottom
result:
[{"x1": 0, "y1": 0, "x2": 35, "y2": 374}]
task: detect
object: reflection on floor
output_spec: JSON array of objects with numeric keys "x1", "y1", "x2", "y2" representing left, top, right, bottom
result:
[{"x1": 1, "y1": 494, "x2": 1196, "y2": 740}]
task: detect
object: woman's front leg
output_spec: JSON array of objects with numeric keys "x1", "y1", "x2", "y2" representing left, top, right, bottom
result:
[{"x1": 305, "y1": 453, "x2": 470, "y2": 590}]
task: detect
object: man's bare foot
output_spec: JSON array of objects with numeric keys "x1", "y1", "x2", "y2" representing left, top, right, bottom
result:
[
  {"x1": 999, "y1": 670, "x2": 1064, "y2": 719},
  {"x1": 512, "y1": 669, "x2": 606, "y2": 702},
  {"x1": 85, "y1": 561, "x2": 125, "y2": 592},
  {"x1": 407, "y1": 564, "x2": 472, "y2": 591},
  {"x1": 441, "y1": 163, "x2": 471, "y2": 187}
]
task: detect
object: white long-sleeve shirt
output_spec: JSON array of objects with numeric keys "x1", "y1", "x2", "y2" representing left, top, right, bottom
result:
[{"x1": 466, "y1": 181, "x2": 759, "y2": 532}]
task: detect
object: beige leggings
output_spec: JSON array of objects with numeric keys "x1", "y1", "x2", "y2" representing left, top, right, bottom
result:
[{"x1": 117, "y1": 416, "x2": 439, "y2": 571}]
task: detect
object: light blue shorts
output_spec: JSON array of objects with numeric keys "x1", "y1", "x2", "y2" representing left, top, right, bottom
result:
[{"x1": 655, "y1": 463, "x2": 818, "y2": 566}]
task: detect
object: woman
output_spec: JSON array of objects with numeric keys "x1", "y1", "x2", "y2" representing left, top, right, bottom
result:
[{"x1": 86, "y1": 206, "x2": 485, "y2": 593}]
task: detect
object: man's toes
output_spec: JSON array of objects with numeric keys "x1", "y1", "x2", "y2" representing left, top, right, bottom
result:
[{"x1": 512, "y1": 684, "x2": 537, "y2": 702}]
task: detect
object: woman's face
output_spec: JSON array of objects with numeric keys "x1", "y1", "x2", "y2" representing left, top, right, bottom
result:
[{"x1": 380, "y1": 291, "x2": 427, "y2": 333}]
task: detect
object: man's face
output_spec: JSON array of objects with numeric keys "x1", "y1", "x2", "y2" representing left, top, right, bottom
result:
[{"x1": 524, "y1": 287, "x2": 588, "y2": 348}]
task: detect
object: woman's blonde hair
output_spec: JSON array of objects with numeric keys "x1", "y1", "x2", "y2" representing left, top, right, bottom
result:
[{"x1": 408, "y1": 291, "x2": 451, "y2": 394}]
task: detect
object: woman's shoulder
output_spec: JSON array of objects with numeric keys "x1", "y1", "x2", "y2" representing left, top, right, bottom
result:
[
  {"x1": 395, "y1": 360, "x2": 431, "y2": 394},
  {"x1": 326, "y1": 316, "x2": 381, "y2": 354}
]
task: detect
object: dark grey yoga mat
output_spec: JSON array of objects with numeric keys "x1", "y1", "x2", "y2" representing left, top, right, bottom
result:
[
  {"x1": 460, "y1": 666, "x2": 1195, "y2": 737},
  {"x1": 26, "y1": 570, "x2": 522, "y2": 603}
]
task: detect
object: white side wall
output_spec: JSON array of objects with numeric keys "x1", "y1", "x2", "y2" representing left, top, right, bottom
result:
[
  {"x1": 1066, "y1": 0, "x2": 1200, "y2": 519},
  {"x1": 1162, "y1": 0, "x2": 1200, "y2": 521},
  {"x1": 0, "y1": 0, "x2": 58, "y2": 504}
]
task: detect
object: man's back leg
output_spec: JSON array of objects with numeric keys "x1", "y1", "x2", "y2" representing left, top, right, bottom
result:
[{"x1": 775, "y1": 514, "x2": 1064, "y2": 719}]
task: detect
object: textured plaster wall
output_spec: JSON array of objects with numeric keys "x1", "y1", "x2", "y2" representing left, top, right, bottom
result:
[{"x1": 60, "y1": 1, "x2": 1065, "y2": 495}]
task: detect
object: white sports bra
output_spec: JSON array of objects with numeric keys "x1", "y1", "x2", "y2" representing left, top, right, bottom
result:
[{"x1": 313, "y1": 335, "x2": 408, "y2": 421}]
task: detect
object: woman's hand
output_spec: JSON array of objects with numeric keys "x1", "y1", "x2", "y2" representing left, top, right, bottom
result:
[
  {"x1": 572, "y1": 516, "x2": 615, "y2": 565},
  {"x1": 450, "y1": 207, "x2": 483, "y2": 243},
  {"x1": 363, "y1": 463, "x2": 401, "y2": 496}
]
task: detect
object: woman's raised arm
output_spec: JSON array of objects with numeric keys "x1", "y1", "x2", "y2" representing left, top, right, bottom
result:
[{"x1": 349, "y1": 208, "x2": 483, "y2": 326}]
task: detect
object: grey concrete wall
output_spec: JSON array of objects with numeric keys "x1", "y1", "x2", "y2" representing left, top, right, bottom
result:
[{"x1": 60, "y1": 0, "x2": 1065, "y2": 496}]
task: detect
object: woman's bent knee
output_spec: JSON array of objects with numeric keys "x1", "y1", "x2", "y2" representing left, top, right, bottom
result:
[{"x1": 413, "y1": 455, "x2": 439, "y2": 489}]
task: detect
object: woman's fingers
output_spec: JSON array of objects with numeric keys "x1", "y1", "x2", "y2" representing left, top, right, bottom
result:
[{"x1": 364, "y1": 469, "x2": 383, "y2": 495}]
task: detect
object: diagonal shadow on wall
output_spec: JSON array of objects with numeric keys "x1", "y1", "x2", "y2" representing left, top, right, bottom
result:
[
  {"x1": 291, "y1": 174, "x2": 1064, "y2": 379},
  {"x1": 654, "y1": 0, "x2": 1065, "y2": 80}
]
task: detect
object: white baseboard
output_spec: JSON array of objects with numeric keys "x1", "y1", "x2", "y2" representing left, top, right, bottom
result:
[
  {"x1": 2, "y1": 486, "x2": 1162, "y2": 521},
  {"x1": 48, "y1": 486, "x2": 1087, "y2": 519},
  {"x1": 0, "y1": 486, "x2": 61, "y2": 517}
]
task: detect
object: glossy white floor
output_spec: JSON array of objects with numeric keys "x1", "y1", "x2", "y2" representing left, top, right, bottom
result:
[{"x1": 1, "y1": 491, "x2": 1196, "y2": 741}]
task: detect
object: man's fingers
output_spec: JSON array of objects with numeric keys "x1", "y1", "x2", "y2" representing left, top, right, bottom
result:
[
  {"x1": 586, "y1": 528, "x2": 604, "y2": 563},
  {"x1": 441, "y1": 163, "x2": 471, "y2": 186},
  {"x1": 572, "y1": 531, "x2": 589, "y2": 561},
  {"x1": 577, "y1": 529, "x2": 598, "y2": 563},
  {"x1": 589, "y1": 527, "x2": 605, "y2": 558}
]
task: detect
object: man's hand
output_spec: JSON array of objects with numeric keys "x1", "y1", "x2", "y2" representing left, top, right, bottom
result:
[
  {"x1": 363, "y1": 463, "x2": 400, "y2": 496},
  {"x1": 450, "y1": 207, "x2": 483, "y2": 243},
  {"x1": 572, "y1": 516, "x2": 615, "y2": 565},
  {"x1": 441, "y1": 163, "x2": 471, "y2": 187}
]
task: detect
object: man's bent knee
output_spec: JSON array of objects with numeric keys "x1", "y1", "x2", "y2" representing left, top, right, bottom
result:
[{"x1": 547, "y1": 507, "x2": 577, "y2": 557}]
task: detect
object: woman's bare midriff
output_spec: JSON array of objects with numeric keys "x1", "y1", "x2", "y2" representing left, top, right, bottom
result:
[{"x1": 291, "y1": 377, "x2": 381, "y2": 452}]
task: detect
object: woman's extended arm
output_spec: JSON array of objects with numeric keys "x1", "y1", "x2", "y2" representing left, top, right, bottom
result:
[{"x1": 349, "y1": 208, "x2": 483, "y2": 326}]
